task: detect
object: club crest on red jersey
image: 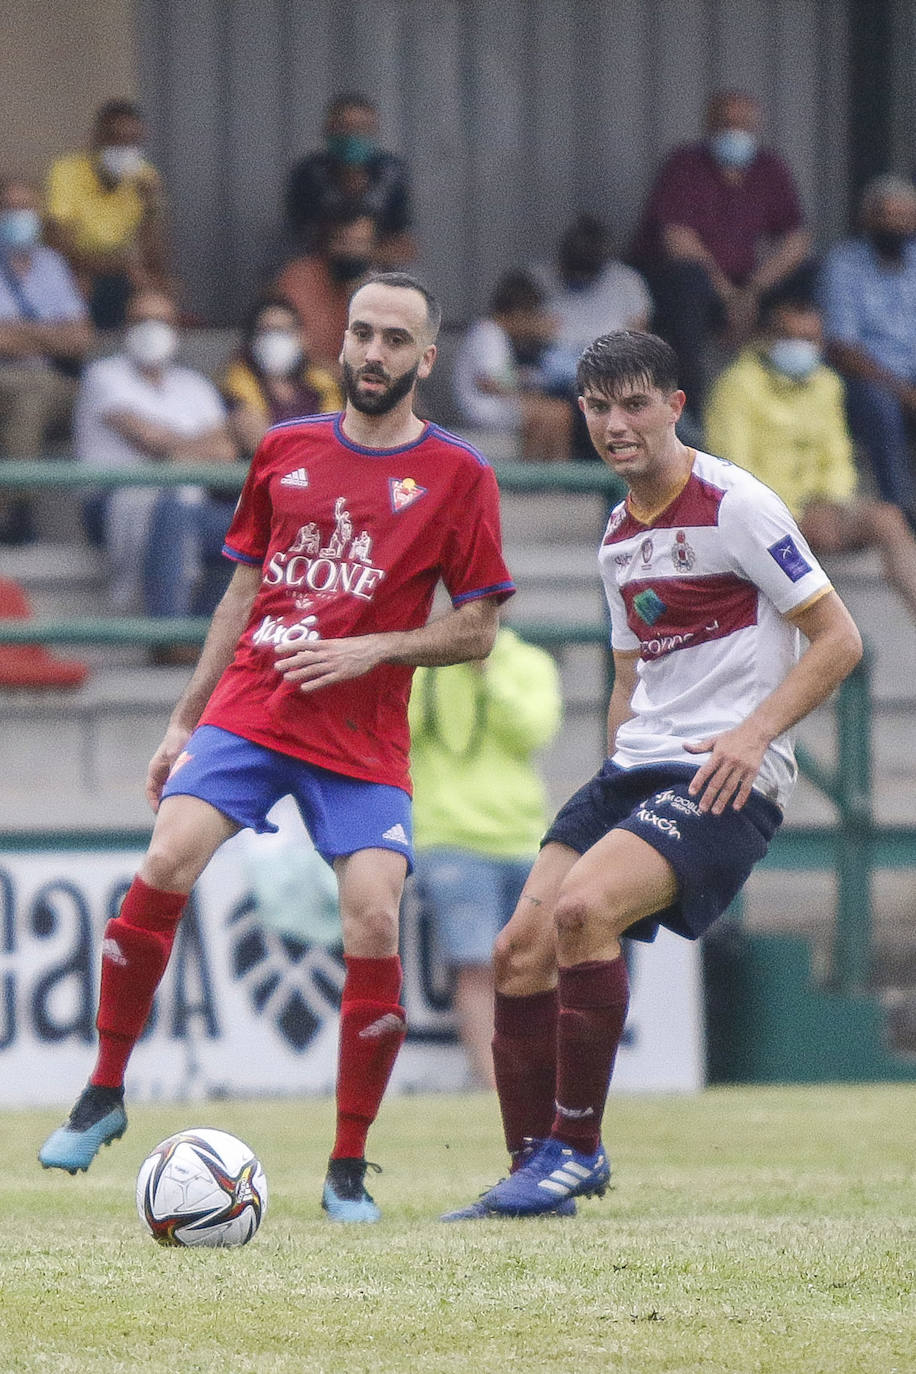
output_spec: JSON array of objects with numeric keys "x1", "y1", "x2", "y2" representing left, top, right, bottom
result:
[{"x1": 389, "y1": 477, "x2": 426, "y2": 512}]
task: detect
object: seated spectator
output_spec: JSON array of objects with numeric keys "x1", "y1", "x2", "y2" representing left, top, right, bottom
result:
[
  {"x1": 452, "y1": 270, "x2": 572, "y2": 462},
  {"x1": 705, "y1": 295, "x2": 916, "y2": 623},
  {"x1": 44, "y1": 99, "x2": 169, "y2": 328},
  {"x1": 222, "y1": 293, "x2": 343, "y2": 458},
  {"x1": 285, "y1": 92, "x2": 414, "y2": 268},
  {"x1": 274, "y1": 208, "x2": 379, "y2": 372},
  {"x1": 538, "y1": 213, "x2": 651, "y2": 364},
  {"x1": 0, "y1": 178, "x2": 94, "y2": 543},
  {"x1": 819, "y1": 174, "x2": 916, "y2": 521},
  {"x1": 631, "y1": 89, "x2": 812, "y2": 414},
  {"x1": 73, "y1": 288, "x2": 240, "y2": 661}
]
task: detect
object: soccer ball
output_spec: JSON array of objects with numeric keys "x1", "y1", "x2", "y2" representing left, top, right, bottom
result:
[{"x1": 136, "y1": 1127, "x2": 268, "y2": 1247}]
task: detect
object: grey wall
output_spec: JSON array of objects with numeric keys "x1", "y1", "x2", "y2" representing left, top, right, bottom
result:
[{"x1": 135, "y1": 0, "x2": 850, "y2": 324}]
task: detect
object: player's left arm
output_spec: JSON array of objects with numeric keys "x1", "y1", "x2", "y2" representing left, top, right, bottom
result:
[
  {"x1": 684, "y1": 590, "x2": 862, "y2": 815},
  {"x1": 274, "y1": 594, "x2": 502, "y2": 693}
]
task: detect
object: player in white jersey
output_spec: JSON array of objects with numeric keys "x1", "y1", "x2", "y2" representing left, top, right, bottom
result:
[{"x1": 444, "y1": 329, "x2": 862, "y2": 1220}]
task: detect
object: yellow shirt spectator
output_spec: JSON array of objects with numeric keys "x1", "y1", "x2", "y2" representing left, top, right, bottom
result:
[
  {"x1": 222, "y1": 357, "x2": 342, "y2": 423},
  {"x1": 704, "y1": 346, "x2": 856, "y2": 518},
  {"x1": 44, "y1": 152, "x2": 158, "y2": 258}
]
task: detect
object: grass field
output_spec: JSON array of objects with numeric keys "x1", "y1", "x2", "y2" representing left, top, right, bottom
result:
[{"x1": 3, "y1": 1085, "x2": 914, "y2": 1373}]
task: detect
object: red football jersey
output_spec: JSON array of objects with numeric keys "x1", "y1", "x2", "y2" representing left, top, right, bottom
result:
[{"x1": 200, "y1": 414, "x2": 515, "y2": 791}]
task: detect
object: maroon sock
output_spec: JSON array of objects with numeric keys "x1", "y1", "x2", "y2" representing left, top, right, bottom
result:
[
  {"x1": 332, "y1": 956, "x2": 406, "y2": 1160},
  {"x1": 91, "y1": 876, "x2": 186, "y2": 1088},
  {"x1": 492, "y1": 989, "x2": 558, "y2": 1163},
  {"x1": 551, "y1": 957, "x2": 629, "y2": 1153}
]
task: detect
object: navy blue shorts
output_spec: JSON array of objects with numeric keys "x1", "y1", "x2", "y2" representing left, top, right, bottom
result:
[
  {"x1": 161, "y1": 724, "x2": 413, "y2": 871},
  {"x1": 542, "y1": 761, "x2": 782, "y2": 943}
]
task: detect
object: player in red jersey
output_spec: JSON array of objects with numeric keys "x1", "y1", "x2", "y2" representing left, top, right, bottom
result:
[
  {"x1": 443, "y1": 329, "x2": 862, "y2": 1220},
  {"x1": 40, "y1": 273, "x2": 515, "y2": 1220}
]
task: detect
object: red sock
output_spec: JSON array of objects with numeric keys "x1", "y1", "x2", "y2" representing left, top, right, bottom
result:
[
  {"x1": 492, "y1": 989, "x2": 558, "y2": 1163},
  {"x1": 551, "y1": 957, "x2": 629, "y2": 1153},
  {"x1": 331, "y1": 955, "x2": 406, "y2": 1160},
  {"x1": 91, "y1": 876, "x2": 187, "y2": 1088}
]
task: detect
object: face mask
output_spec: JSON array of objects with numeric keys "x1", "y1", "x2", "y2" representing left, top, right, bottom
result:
[
  {"x1": 709, "y1": 129, "x2": 758, "y2": 170},
  {"x1": 326, "y1": 133, "x2": 377, "y2": 167},
  {"x1": 767, "y1": 338, "x2": 821, "y2": 379},
  {"x1": 252, "y1": 329, "x2": 302, "y2": 377},
  {"x1": 329, "y1": 253, "x2": 371, "y2": 284},
  {"x1": 98, "y1": 145, "x2": 145, "y2": 181},
  {"x1": 125, "y1": 319, "x2": 178, "y2": 368},
  {"x1": 868, "y1": 228, "x2": 912, "y2": 259},
  {"x1": 0, "y1": 208, "x2": 41, "y2": 252}
]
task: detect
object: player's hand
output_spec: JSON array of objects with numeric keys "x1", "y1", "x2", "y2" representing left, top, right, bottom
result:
[
  {"x1": 273, "y1": 634, "x2": 389, "y2": 692},
  {"x1": 145, "y1": 723, "x2": 193, "y2": 813},
  {"x1": 682, "y1": 723, "x2": 769, "y2": 814}
]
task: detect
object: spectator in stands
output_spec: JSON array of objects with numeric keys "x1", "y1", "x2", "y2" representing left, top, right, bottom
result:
[
  {"x1": 538, "y1": 213, "x2": 651, "y2": 361},
  {"x1": 631, "y1": 89, "x2": 811, "y2": 413},
  {"x1": 44, "y1": 99, "x2": 169, "y2": 329},
  {"x1": 0, "y1": 179, "x2": 94, "y2": 544},
  {"x1": 536, "y1": 214, "x2": 652, "y2": 458},
  {"x1": 73, "y1": 288, "x2": 239, "y2": 661},
  {"x1": 222, "y1": 293, "x2": 343, "y2": 459},
  {"x1": 274, "y1": 208, "x2": 379, "y2": 373},
  {"x1": 705, "y1": 295, "x2": 916, "y2": 622},
  {"x1": 819, "y1": 174, "x2": 916, "y2": 521},
  {"x1": 285, "y1": 92, "x2": 414, "y2": 268},
  {"x1": 408, "y1": 626, "x2": 562, "y2": 1088},
  {"x1": 452, "y1": 270, "x2": 572, "y2": 462}
]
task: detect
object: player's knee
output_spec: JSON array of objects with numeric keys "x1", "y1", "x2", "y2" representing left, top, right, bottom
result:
[
  {"x1": 493, "y1": 925, "x2": 554, "y2": 993},
  {"x1": 140, "y1": 840, "x2": 198, "y2": 894},
  {"x1": 341, "y1": 899, "x2": 399, "y2": 954},
  {"x1": 553, "y1": 889, "x2": 593, "y2": 940}
]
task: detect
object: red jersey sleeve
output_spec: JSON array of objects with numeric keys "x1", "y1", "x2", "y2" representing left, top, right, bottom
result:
[
  {"x1": 222, "y1": 438, "x2": 274, "y2": 565},
  {"x1": 439, "y1": 463, "x2": 515, "y2": 605}
]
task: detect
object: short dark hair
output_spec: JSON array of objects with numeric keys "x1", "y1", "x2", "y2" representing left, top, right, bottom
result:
[
  {"x1": 490, "y1": 270, "x2": 544, "y2": 316},
  {"x1": 325, "y1": 92, "x2": 377, "y2": 123},
  {"x1": 356, "y1": 271, "x2": 442, "y2": 340},
  {"x1": 94, "y1": 98, "x2": 143, "y2": 127},
  {"x1": 759, "y1": 293, "x2": 820, "y2": 329},
  {"x1": 577, "y1": 330, "x2": 680, "y2": 397}
]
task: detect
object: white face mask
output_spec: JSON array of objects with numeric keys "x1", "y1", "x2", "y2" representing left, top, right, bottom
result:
[
  {"x1": 125, "y1": 319, "x2": 178, "y2": 369},
  {"x1": 98, "y1": 145, "x2": 145, "y2": 181},
  {"x1": 767, "y1": 338, "x2": 821, "y2": 380},
  {"x1": 252, "y1": 329, "x2": 302, "y2": 377}
]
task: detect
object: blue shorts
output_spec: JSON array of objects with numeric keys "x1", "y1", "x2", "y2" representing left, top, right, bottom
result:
[
  {"x1": 161, "y1": 724, "x2": 414, "y2": 871},
  {"x1": 413, "y1": 849, "x2": 533, "y2": 965},
  {"x1": 542, "y1": 761, "x2": 782, "y2": 943}
]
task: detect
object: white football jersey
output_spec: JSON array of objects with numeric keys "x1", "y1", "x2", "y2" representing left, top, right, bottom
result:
[{"x1": 599, "y1": 449, "x2": 832, "y2": 810}]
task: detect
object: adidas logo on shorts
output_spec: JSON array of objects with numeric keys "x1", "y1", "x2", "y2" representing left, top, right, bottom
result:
[{"x1": 381, "y1": 823, "x2": 408, "y2": 844}]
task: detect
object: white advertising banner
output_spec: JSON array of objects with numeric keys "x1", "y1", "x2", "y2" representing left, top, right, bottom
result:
[{"x1": 0, "y1": 840, "x2": 703, "y2": 1106}]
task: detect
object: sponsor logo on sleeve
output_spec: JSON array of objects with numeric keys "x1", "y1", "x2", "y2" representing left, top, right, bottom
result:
[{"x1": 767, "y1": 535, "x2": 812, "y2": 583}]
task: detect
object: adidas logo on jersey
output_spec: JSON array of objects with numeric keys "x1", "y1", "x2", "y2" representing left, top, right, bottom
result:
[
  {"x1": 280, "y1": 467, "x2": 310, "y2": 488},
  {"x1": 381, "y1": 823, "x2": 408, "y2": 844}
]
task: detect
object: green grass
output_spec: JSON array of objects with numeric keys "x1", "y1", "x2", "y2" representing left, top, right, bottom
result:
[{"x1": 4, "y1": 1086, "x2": 914, "y2": 1373}]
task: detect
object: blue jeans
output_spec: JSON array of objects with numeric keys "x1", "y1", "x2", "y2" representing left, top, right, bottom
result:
[{"x1": 843, "y1": 376, "x2": 916, "y2": 513}]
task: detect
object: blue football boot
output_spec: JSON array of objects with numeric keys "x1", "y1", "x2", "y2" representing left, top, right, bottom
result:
[
  {"x1": 38, "y1": 1084, "x2": 127, "y2": 1174},
  {"x1": 322, "y1": 1157, "x2": 382, "y2": 1222},
  {"x1": 440, "y1": 1138, "x2": 579, "y2": 1221},
  {"x1": 459, "y1": 1137, "x2": 610, "y2": 1218}
]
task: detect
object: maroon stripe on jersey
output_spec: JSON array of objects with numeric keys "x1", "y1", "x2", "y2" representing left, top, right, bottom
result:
[
  {"x1": 603, "y1": 471, "x2": 727, "y2": 544},
  {"x1": 623, "y1": 572, "x2": 758, "y2": 660}
]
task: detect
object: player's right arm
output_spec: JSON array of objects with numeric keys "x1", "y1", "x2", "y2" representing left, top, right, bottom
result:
[
  {"x1": 606, "y1": 649, "x2": 639, "y2": 757},
  {"x1": 145, "y1": 561, "x2": 262, "y2": 810}
]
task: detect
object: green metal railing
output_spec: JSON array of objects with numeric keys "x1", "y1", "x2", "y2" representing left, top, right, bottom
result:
[{"x1": 0, "y1": 458, "x2": 887, "y2": 993}]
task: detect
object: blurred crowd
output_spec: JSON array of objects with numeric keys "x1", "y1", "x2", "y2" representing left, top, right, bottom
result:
[{"x1": 3, "y1": 86, "x2": 916, "y2": 639}]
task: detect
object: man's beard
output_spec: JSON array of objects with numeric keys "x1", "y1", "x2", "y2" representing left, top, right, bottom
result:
[{"x1": 342, "y1": 359, "x2": 419, "y2": 415}]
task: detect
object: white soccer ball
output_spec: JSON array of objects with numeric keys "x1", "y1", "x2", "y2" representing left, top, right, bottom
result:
[{"x1": 136, "y1": 1127, "x2": 268, "y2": 1247}]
